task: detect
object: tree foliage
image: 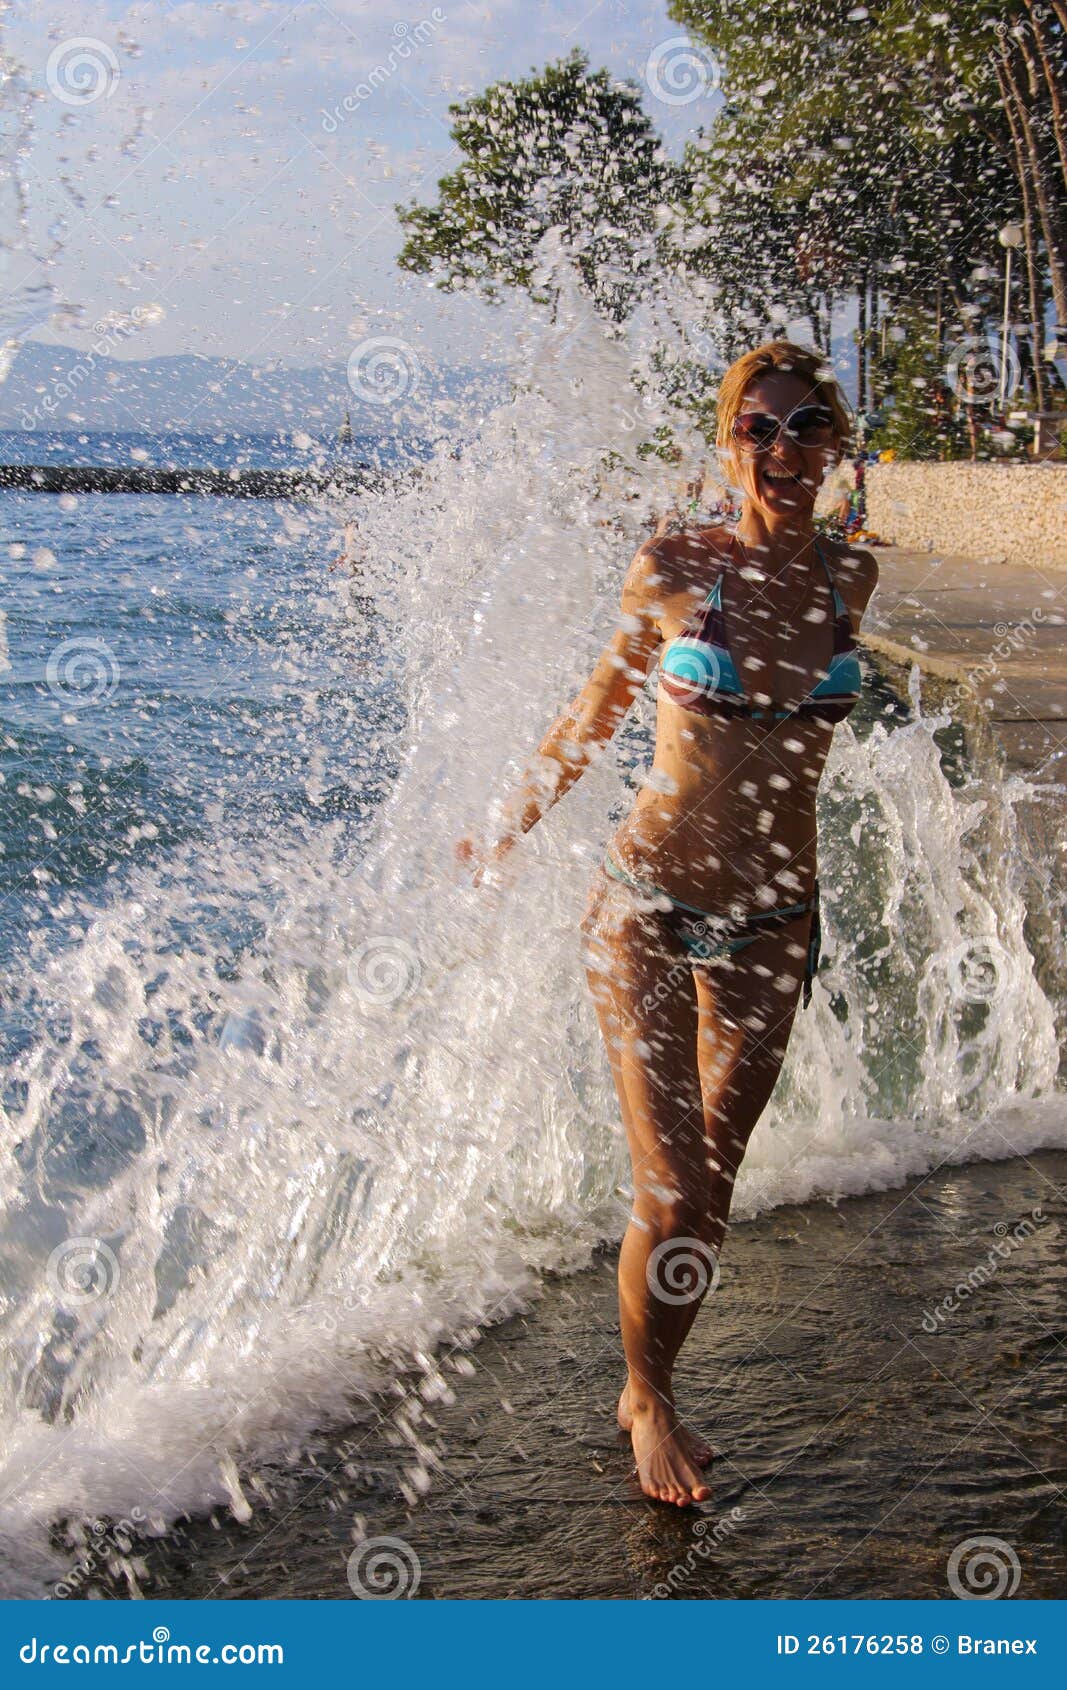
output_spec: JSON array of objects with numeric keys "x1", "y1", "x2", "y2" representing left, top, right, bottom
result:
[
  {"x1": 667, "y1": 1, "x2": 1065, "y2": 433},
  {"x1": 395, "y1": 49, "x2": 684, "y2": 320}
]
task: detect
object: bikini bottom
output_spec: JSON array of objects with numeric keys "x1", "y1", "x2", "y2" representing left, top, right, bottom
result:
[{"x1": 601, "y1": 852, "x2": 822, "y2": 1008}]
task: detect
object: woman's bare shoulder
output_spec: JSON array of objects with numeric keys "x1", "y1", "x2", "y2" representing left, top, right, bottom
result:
[
  {"x1": 631, "y1": 522, "x2": 732, "y2": 597},
  {"x1": 821, "y1": 533, "x2": 879, "y2": 613}
]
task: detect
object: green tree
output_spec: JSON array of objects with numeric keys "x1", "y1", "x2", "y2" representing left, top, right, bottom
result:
[
  {"x1": 666, "y1": 1, "x2": 1048, "y2": 448},
  {"x1": 395, "y1": 50, "x2": 684, "y2": 321},
  {"x1": 869, "y1": 305, "x2": 972, "y2": 458}
]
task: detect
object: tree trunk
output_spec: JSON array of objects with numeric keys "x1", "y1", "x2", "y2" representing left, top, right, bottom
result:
[
  {"x1": 868, "y1": 261, "x2": 880, "y2": 409},
  {"x1": 997, "y1": 43, "x2": 1067, "y2": 330},
  {"x1": 857, "y1": 275, "x2": 867, "y2": 410},
  {"x1": 1025, "y1": 240, "x2": 1049, "y2": 412},
  {"x1": 1020, "y1": 0, "x2": 1067, "y2": 192},
  {"x1": 1020, "y1": 179, "x2": 1049, "y2": 413},
  {"x1": 998, "y1": 48, "x2": 1049, "y2": 411}
]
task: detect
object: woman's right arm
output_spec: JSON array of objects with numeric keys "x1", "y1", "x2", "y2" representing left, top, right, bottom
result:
[{"x1": 456, "y1": 543, "x2": 667, "y2": 878}]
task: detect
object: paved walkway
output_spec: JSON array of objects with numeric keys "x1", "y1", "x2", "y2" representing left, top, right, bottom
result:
[{"x1": 862, "y1": 546, "x2": 1067, "y2": 772}]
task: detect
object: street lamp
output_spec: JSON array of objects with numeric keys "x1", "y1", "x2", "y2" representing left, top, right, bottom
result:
[{"x1": 998, "y1": 223, "x2": 1023, "y2": 410}]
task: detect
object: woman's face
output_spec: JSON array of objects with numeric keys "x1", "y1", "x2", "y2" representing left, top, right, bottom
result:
[{"x1": 723, "y1": 369, "x2": 841, "y2": 520}]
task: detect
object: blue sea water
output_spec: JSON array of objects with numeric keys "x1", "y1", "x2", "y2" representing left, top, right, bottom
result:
[
  {"x1": 0, "y1": 433, "x2": 402, "y2": 1036},
  {"x1": 0, "y1": 426, "x2": 411, "y2": 473}
]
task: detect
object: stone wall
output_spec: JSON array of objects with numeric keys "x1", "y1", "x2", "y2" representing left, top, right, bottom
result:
[{"x1": 864, "y1": 463, "x2": 1067, "y2": 566}]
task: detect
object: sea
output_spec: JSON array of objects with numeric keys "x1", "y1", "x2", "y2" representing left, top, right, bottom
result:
[{"x1": 0, "y1": 302, "x2": 1064, "y2": 1596}]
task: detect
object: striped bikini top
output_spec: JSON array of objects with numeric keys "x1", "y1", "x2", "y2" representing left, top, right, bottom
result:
[{"x1": 658, "y1": 533, "x2": 862, "y2": 725}]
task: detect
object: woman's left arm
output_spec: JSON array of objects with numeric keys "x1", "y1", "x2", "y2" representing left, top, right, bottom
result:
[{"x1": 835, "y1": 544, "x2": 879, "y2": 627}]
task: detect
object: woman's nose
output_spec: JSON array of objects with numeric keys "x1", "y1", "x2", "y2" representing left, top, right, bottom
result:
[{"x1": 768, "y1": 435, "x2": 802, "y2": 469}]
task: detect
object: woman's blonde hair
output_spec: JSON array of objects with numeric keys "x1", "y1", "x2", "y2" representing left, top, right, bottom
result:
[{"x1": 714, "y1": 340, "x2": 852, "y2": 451}]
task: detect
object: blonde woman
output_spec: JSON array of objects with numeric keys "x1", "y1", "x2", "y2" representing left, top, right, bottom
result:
[{"x1": 458, "y1": 342, "x2": 878, "y2": 1506}]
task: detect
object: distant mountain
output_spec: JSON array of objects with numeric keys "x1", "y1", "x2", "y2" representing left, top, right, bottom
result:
[{"x1": 0, "y1": 341, "x2": 512, "y2": 436}]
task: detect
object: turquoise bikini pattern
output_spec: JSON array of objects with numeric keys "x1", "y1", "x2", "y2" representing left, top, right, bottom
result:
[{"x1": 658, "y1": 535, "x2": 862, "y2": 724}]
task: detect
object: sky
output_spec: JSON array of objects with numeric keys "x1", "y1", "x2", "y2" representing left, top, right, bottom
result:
[{"x1": 2, "y1": 0, "x2": 724, "y2": 371}]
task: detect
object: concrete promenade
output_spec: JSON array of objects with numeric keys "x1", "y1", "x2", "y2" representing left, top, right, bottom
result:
[{"x1": 862, "y1": 545, "x2": 1067, "y2": 773}]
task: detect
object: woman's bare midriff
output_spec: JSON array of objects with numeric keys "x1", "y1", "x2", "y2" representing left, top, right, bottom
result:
[
  {"x1": 603, "y1": 521, "x2": 847, "y2": 917},
  {"x1": 607, "y1": 707, "x2": 835, "y2": 916}
]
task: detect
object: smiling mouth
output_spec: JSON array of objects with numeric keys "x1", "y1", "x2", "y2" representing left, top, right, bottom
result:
[{"x1": 763, "y1": 467, "x2": 803, "y2": 488}]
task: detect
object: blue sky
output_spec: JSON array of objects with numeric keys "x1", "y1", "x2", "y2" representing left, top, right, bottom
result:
[{"x1": 6, "y1": 0, "x2": 722, "y2": 369}]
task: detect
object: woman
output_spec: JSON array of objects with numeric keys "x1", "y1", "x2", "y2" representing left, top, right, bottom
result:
[{"x1": 457, "y1": 341, "x2": 878, "y2": 1507}]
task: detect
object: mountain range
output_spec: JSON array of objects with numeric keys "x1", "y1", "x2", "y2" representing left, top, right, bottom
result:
[{"x1": 0, "y1": 340, "x2": 511, "y2": 436}]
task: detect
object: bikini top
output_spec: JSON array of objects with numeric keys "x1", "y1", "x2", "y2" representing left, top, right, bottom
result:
[{"x1": 657, "y1": 533, "x2": 862, "y2": 724}]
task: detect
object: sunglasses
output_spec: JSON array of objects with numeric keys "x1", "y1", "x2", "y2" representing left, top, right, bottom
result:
[{"x1": 731, "y1": 405, "x2": 837, "y2": 451}]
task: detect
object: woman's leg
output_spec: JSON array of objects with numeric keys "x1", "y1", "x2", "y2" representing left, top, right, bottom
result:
[
  {"x1": 581, "y1": 876, "x2": 814, "y2": 1506},
  {"x1": 581, "y1": 876, "x2": 717, "y2": 1505},
  {"x1": 690, "y1": 916, "x2": 813, "y2": 1252}
]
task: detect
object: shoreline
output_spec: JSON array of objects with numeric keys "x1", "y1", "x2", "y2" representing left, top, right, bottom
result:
[{"x1": 101, "y1": 1148, "x2": 1067, "y2": 1601}]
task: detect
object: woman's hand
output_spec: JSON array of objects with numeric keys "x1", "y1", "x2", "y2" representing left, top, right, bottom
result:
[{"x1": 454, "y1": 830, "x2": 518, "y2": 889}]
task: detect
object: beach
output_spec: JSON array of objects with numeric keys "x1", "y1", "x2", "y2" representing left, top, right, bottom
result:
[{"x1": 89, "y1": 1146, "x2": 1067, "y2": 1601}]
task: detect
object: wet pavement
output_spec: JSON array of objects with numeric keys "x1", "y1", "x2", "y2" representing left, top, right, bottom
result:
[
  {"x1": 864, "y1": 547, "x2": 1067, "y2": 773},
  {"x1": 112, "y1": 1150, "x2": 1066, "y2": 1601}
]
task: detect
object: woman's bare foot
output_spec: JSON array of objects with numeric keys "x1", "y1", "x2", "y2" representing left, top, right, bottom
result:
[
  {"x1": 618, "y1": 1383, "x2": 712, "y2": 1469},
  {"x1": 618, "y1": 1388, "x2": 712, "y2": 1505}
]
